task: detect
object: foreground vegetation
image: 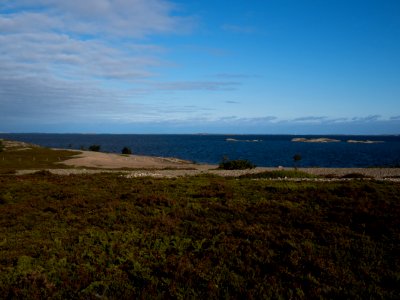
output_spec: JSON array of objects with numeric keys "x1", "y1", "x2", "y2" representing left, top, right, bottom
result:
[{"x1": 0, "y1": 173, "x2": 399, "y2": 299}]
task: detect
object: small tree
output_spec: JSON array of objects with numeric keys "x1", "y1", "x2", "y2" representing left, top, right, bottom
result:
[
  {"x1": 88, "y1": 144, "x2": 101, "y2": 152},
  {"x1": 121, "y1": 146, "x2": 132, "y2": 155},
  {"x1": 0, "y1": 140, "x2": 3, "y2": 152},
  {"x1": 293, "y1": 153, "x2": 302, "y2": 170}
]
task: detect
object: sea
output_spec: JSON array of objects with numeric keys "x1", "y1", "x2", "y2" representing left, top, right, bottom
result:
[{"x1": 1, "y1": 133, "x2": 400, "y2": 168}]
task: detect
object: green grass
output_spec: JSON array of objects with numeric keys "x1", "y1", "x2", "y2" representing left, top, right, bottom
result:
[
  {"x1": 0, "y1": 146, "x2": 80, "y2": 172},
  {"x1": 0, "y1": 174, "x2": 399, "y2": 299}
]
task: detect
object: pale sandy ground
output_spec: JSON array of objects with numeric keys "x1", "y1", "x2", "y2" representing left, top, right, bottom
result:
[{"x1": 58, "y1": 149, "x2": 213, "y2": 170}]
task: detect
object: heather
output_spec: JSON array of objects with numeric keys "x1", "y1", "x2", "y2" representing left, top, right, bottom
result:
[{"x1": 0, "y1": 173, "x2": 399, "y2": 299}]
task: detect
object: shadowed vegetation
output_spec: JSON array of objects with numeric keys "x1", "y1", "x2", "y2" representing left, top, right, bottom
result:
[
  {"x1": 88, "y1": 145, "x2": 101, "y2": 152},
  {"x1": 340, "y1": 173, "x2": 374, "y2": 179},
  {"x1": 218, "y1": 158, "x2": 256, "y2": 170},
  {"x1": 0, "y1": 173, "x2": 399, "y2": 299},
  {"x1": 240, "y1": 169, "x2": 317, "y2": 179}
]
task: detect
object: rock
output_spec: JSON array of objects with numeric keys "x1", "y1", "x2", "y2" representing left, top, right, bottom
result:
[
  {"x1": 226, "y1": 138, "x2": 262, "y2": 142},
  {"x1": 346, "y1": 140, "x2": 384, "y2": 144},
  {"x1": 291, "y1": 137, "x2": 341, "y2": 143}
]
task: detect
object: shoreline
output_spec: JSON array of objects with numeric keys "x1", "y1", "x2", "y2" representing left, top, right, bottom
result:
[
  {"x1": 1, "y1": 139, "x2": 400, "y2": 179},
  {"x1": 57, "y1": 149, "x2": 400, "y2": 178}
]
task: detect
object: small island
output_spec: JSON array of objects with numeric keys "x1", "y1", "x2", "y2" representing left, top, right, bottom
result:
[
  {"x1": 291, "y1": 137, "x2": 341, "y2": 143},
  {"x1": 226, "y1": 138, "x2": 262, "y2": 142},
  {"x1": 347, "y1": 140, "x2": 384, "y2": 144}
]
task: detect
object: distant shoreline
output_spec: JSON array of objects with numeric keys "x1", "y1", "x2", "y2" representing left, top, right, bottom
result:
[{"x1": 2, "y1": 134, "x2": 400, "y2": 168}]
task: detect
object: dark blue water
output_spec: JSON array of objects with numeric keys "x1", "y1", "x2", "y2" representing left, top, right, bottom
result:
[{"x1": 1, "y1": 133, "x2": 400, "y2": 167}]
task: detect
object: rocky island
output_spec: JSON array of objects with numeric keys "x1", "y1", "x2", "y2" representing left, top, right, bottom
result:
[
  {"x1": 346, "y1": 140, "x2": 384, "y2": 144},
  {"x1": 291, "y1": 137, "x2": 341, "y2": 143},
  {"x1": 226, "y1": 138, "x2": 262, "y2": 142}
]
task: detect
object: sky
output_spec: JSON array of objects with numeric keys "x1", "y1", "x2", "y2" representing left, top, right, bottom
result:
[{"x1": 1, "y1": 0, "x2": 400, "y2": 134}]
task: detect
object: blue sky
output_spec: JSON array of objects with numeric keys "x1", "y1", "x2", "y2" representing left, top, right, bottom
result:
[{"x1": 1, "y1": 0, "x2": 399, "y2": 134}]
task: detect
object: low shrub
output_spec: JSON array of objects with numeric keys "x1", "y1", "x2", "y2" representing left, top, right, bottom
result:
[
  {"x1": 0, "y1": 175, "x2": 398, "y2": 298},
  {"x1": 0, "y1": 140, "x2": 3, "y2": 152},
  {"x1": 218, "y1": 158, "x2": 255, "y2": 170},
  {"x1": 0, "y1": 175, "x2": 399, "y2": 298},
  {"x1": 33, "y1": 170, "x2": 53, "y2": 176},
  {"x1": 88, "y1": 145, "x2": 101, "y2": 152},
  {"x1": 121, "y1": 147, "x2": 132, "y2": 155}
]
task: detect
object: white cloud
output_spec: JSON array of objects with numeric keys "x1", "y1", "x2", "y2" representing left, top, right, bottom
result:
[
  {"x1": 351, "y1": 115, "x2": 382, "y2": 122},
  {"x1": 2, "y1": 0, "x2": 189, "y2": 37},
  {"x1": 1, "y1": 1, "x2": 248, "y2": 129},
  {"x1": 0, "y1": 1, "x2": 206, "y2": 126}
]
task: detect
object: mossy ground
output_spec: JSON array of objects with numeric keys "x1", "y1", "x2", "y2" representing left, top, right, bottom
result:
[
  {"x1": 0, "y1": 143, "x2": 80, "y2": 173},
  {"x1": 0, "y1": 173, "x2": 399, "y2": 299}
]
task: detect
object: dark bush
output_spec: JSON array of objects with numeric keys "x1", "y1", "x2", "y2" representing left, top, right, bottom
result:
[
  {"x1": 0, "y1": 140, "x2": 4, "y2": 152},
  {"x1": 33, "y1": 170, "x2": 53, "y2": 176},
  {"x1": 88, "y1": 145, "x2": 101, "y2": 152},
  {"x1": 121, "y1": 147, "x2": 132, "y2": 155},
  {"x1": 218, "y1": 158, "x2": 255, "y2": 170}
]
